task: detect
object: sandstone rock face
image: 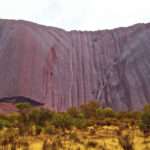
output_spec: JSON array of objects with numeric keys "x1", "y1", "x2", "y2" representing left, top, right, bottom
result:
[{"x1": 0, "y1": 19, "x2": 150, "y2": 111}]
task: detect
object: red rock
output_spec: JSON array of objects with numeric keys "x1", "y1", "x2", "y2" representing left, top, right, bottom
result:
[
  {"x1": 0, "y1": 103, "x2": 17, "y2": 114},
  {"x1": 0, "y1": 19, "x2": 150, "y2": 111}
]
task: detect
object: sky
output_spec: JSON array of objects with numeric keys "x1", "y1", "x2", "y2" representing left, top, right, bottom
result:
[{"x1": 0, "y1": 0, "x2": 150, "y2": 31}]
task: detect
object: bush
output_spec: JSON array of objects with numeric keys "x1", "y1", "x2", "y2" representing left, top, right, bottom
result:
[
  {"x1": 80, "y1": 101, "x2": 100, "y2": 118},
  {"x1": 96, "y1": 107, "x2": 115, "y2": 119},
  {"x1": 139, "y1": 111, "x2": 150, "y2": 134},
  {"x1": 0, "y1": 118, "x2": 11, "y2": 129},
  {"x1": 103, "y1": 107, "x2": 115, "y2": 117},
  {"x1": 67, "y1": 107, "x2": 79, "y2": 118},
  {"x1": 51, "y1": 113, "x2": 73, "y2": 129},
  {"x1": 43, "y1": 125, "x2": 55, "y2": 135},
  {"x1": 96, "y1": 108, "x2": 104, "y2": 118},
  {"x1": 16, "y1": 103, "x2": 32, "y2": 124},
  {"x1": 72, "y1": 118, "x2": 88, "y2": 129},
  {"x1": 16, "y1": 102, "x2": 32, "y2": 110},
  {"x1": 29, "y1": 108, "x2": 53, "y2": 126},
  {"x1": 143, "y1": 104, "x2": 150, "y2": 112},
  {"x1": 139, "y1": 104, "x2": 150, "y2": 134}
]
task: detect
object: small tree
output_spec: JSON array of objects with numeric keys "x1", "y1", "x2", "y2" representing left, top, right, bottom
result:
[
  {"x1": 28, "y1": 108, "x2": 53, "y2": 126},
  {"x1": 16, "y1": 103, "x2": 32, "y2": 135},
  {"x1": 16, "y1": 103, "x2": 32, "y2": 122}
]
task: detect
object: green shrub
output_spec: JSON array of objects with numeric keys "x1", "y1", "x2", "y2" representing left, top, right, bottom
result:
[
  {"x1": 29, "y1": 108, "x2": 53, "y2": 126},
  {"x1": 0, "y1": 118, "x2": 11, "y2": 129},
  {"x1": 103, "y1": 107, "x2": 115, "y2": 118},
  {"x1": 43, "y1": 125, "x2": 55, "y2": 135},
  {"x1": 67, "y1": 107, "x2": 79, "y2": 118},
  {"x1": 80, "y1": 100, "x2": 100, "y2": 118},
  {"x1": 139, "y1": 111, "x2": 150, "y2": 134},
  {"x1": 96, "y1": 107, "x2": 115, "y2": 119},
  {"x1": 96, "y1": 108, "x2": 104, "y2": 118},
  {"x1": 72, "y1": 118, "x2": 88, "y2": 129},
  {"x1": 51, "y1": 113, "x2": 73, "y2": 129}
]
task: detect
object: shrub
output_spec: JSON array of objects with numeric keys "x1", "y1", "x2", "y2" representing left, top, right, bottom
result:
[
  {"x1": 51, "y1": 113, "x2": 73, "y2": 129},
  {"x1": 143, "y1": 104, "x2": 150, "y2": 112},
  {"x1": 16, "y1": 103, "x2": 32, "y2": 124},
  {"x1": 7, "y1": 113, "x2": 21, "y2": 127},
  {"x1": 96, "y1": 107, "x2": 115, "y2": 119},
  {"x1": 96, "y1": 108, "x2": 104, "y2": 118},
  {"x1": 43, "y1": 125, "x2": 55, "y2": 135},
  {"x1": 67, "y1": 107, "x2": 79, "y2": 118},
  {"x1": 29, "y1": 108, "x2": 53, "y2": 126},
  {"x1": 139, "y1": 111, "x2": 150, "y2": 134},
  {"x1": 0, "y1": 118, "x2": 11, "y2": 129},
  {"x1": 72, "y1": 118, "x2": 88, "y2": 129},
  {"x1": 16, "y1": 102, "x2": 32, "y2": 111},
  {"x1": 103, "y1": 107, "x2": 115, "y2": 118},
  {"x1": 80, "y1": 100, "x2": 100, "y2": 118},
  {"x1": 139, "y1": 104, "x2": 150, "y2": 134}
]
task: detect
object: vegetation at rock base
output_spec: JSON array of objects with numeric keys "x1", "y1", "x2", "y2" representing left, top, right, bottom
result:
[{"x1": 0, "y1": 100, "x2": 149, "y2": 149}]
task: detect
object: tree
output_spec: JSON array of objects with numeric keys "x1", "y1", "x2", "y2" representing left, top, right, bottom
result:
[
  {"x1": 16, "y1": 103, "x2": 33, "y2": 135},
  {"x1": 16, "y1": 103, "x2": 32, "y2": 122},
  {"x1": 28, "y1": 108, "x2": 53, "y2": 126},
  {"x1": 16, "y1": 102, "x2": 32, "y2": 111}
]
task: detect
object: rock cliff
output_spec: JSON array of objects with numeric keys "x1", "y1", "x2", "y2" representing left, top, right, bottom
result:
[{"x1": 0, "y1": 19, "x2": 150, "y2": 111}]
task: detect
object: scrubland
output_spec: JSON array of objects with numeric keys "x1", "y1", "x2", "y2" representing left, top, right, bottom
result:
[{"x1": 0, "y1": 101, "x2": 149, "y2": 150}]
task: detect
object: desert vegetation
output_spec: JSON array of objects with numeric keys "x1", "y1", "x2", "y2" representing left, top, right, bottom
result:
[{"x1": 0, "y1": 100, "x2": 149, "y2": 149}]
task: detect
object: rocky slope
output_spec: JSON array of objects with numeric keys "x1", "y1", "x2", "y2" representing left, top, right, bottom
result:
[{"x1": 0, "y1": 19, "x2": 150, "y2": 111}]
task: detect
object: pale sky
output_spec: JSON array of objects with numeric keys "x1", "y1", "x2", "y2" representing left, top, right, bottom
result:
[{"x1": 0, "y1": 0, "x2": 150, "y2": 31}]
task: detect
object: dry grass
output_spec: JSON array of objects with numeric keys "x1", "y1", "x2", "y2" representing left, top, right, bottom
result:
[{"x1": 0, "y1": 126, "x2": 150, "y2": 150}]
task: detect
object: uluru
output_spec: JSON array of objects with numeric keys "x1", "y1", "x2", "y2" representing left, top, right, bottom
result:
[{"x1": 0, "y1": 19, "x2": 150, "y2": 111}]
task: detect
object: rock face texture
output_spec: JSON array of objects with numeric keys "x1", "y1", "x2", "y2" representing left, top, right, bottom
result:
[{"x1": 0, "y1": 19, "x2": 150, "y2": 111}]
